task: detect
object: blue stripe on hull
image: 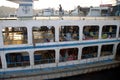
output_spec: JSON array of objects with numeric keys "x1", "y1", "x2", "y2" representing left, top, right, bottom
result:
[{"x1": 0, "y1": 59, "x2": 113, "y2": 75}]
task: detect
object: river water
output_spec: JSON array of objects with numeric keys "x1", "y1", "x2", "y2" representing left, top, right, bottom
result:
[{"x1": 50, "y1": 66, "x2": 120, "y2": 80}]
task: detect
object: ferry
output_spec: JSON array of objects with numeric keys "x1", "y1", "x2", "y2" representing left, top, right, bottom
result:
[{"x1": 0, "y1": 0, "x2": 120, "y2": 80}]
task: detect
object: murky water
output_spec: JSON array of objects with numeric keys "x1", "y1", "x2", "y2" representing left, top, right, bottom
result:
[{"x1": 50, "y1": 66, "x2": 120, "y2": 80}]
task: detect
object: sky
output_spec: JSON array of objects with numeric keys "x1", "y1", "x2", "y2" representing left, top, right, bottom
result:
[{"x1": 0, "y1": 0, "x2": 117, "y2": 10}]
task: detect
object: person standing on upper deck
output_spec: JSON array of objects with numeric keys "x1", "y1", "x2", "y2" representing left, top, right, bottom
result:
[{"x1": 59, "y1": 4, "x2": 63, "y2": 16}]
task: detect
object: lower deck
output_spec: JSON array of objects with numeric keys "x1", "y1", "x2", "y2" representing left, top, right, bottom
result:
[{"x1": 1, "y1": 59, "x2": 120, "y2": 80}]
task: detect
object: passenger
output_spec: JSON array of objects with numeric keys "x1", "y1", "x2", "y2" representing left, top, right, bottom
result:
[
  {"x1": 59, "y1": 54, "x2": 63, "y2": 62},
  {"x1": 48, "y1": 30, "x2": 54, "y2": 42},
  {"x1": 72, "y1": 33, "x2": 78, "y2": 40},
  {"x1": 108, "y1": 26, "x2": 112, "y2": 38},
  {"x1": 77, "y1": 5, "x2": 81, "y2": 16},
  {"x1": 82, "y1": 34, "x2": 85, "y2": 40},
  {"x1": 94, "y1": 30, "x2": 99, "y2": 39},
  {"x1": 102, "y1": 34, "x2": 108, "y2": 39},
  {"x1": 64, "y1": 32, "x2": 72, "y2": 41},
  {"x1": 65, "y1": 50, "x2": 69, "y2": 61},
  {"x1": 60, "y1": 50, "x2": 66, "y2": 61},
  {"x1": 59, "y1": 4, "x2": 63, "y2": 16},
  {"x1": 67, "y1": 54, "x2": 74, "y2": 61},
  {"x1": 84, "y1": 27, "x2": 90, "y2": 36},
  {"x1": 90, "y1": 31, "x2": 94, "y2": 37}
]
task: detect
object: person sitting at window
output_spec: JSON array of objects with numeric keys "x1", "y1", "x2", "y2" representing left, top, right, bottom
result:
[
  {"x1": 102, "y1": 34, "x2": 108, "y2": 39},
  {"x1": 67, "y1": 54, "x2": 74, "y2": 61},
  {"x1": 64, "y1": 32, "x2": 72, "y2": 41}
]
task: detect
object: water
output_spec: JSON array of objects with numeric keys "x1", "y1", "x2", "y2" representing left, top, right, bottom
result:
[{"x1": 50, "y1": 66, "x2": 120, "y2": 80}]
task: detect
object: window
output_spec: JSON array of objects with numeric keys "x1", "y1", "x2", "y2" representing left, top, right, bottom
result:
[
  {"x1": 81, "y1": 46, "x2": 98, "y2": 59},
  {"x1": 101, "y1": 9, "x2": 109, "y2": 16},
  {"x1": 59, "y1": 48, "x2": 78, "y2": 62},
  {"x1": 59, "y1": 26, "x2": 79, "y2": 41},
  {"x1": 2, "y1": 27, "x2": 27, "y2": 45},
  {"x1": 101, "y1": 44, "x2": 114, "y2": 56},
  {"x1": 33, "y1": 26, "x2": 55, "y2": 43},
  {"x1": 6, "y1": 52, "x2": 30, "y2": 68},
  {"x1": 83, "y1": 25, "x2": 99, "y2": 40},
  {"x1": 0, "y1": 57, "x2": 2, "y2": 69},
  {"x1": 34, "y1": 50, "x2": 55, "y2": 65},
  {"x1": 102, "y1": 25, "x2": 117, "y2": 39}
]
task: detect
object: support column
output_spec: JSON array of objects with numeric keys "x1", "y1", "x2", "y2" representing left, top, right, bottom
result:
[
  {"x1": 97, "y1": 45, "x2": 102, "y2": 61},
  {"x1": 29, "y1": 50, "x2": 34, "y2": 68},
  {"x1": 55, "y1": 25, "x2": 59, "y2": 42},
  {"x1": 78, "y1": 47, "x2": 82, "y2": 60},
  {"x1": 55, "y1": 48, "x2": 60, "y2": 66},
  {"x1": 113, "y1": 43, "x2": 118, "y2": 59},
  {"x1": 27, "y1": 25, "x2": 33, "y2": 45},
  {"x1": 1, "y1": 52, "x2": 7, "y2": 69}
]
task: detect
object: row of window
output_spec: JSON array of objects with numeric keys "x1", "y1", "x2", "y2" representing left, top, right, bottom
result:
[
  {"x1": 2, "y1": 25, "x2": 120, "y2": 45},
  {"x1": 0, "y1": 44, "x2": 116, "y2": 68}
]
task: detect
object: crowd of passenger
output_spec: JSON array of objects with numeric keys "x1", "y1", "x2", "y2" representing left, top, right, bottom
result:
[
  {"x1": 59, "y1": 26, "x2": 79, "y2": 41},
  {"x1": 83, "y1": 26, "x2": 99, "y2": 40},
  {"x1": 2, "y1": 25, "x2": 119, "y2": 45},
  {"x1": 60, "y1": 48, "x2": 78, "y2": 62},
  {"x1": 33, "y1": 26, "x2": 55, "y2": 43},
  {"x1": 82, "y1": 46, "x2": 98, "y2": 59}
]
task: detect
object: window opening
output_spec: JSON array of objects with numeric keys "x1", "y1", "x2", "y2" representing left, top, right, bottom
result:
[
  {"x1": 101, "y1": 44, "x2": 114, "y2": 56},
  {"x1": 59, "y1": 48, "x2": 78, "y2": 62},
  {"x1": 33, "y1": 26, "x2": 55, "y2": 43},
  {"x1": 83, "y1": 25, "x2": 99, "y2": 40},
  {"x1": 102, "y1": 25, "x2": 117, "y2": 39},
  {"x1": 6, "y1": 52, "x2": 30, "y2": 68},
  {"x1": 34, "y1": 50, "x2": 55, "y2": 65},
  {"x1": 2, "y1": 27, "x2": 28, "y2": 45},
  {"x1": 81, "y1": 46, "x2": 98, "y2": 59},
  {"x1": 59, "y1": 26, "x2": 79, "y2": 41}
]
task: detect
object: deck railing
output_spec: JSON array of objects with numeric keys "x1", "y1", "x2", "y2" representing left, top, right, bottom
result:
[{"x1": 0, "y1": 16, "x2": 120, "y2": 20}]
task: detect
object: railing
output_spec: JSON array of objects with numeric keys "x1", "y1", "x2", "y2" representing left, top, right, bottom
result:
[
  {"x1": 34, "y1": 58, "x2": 55, "y2": 65},
  {"x1": 7, "y1": 61, "x2": 30, "y2": 68},
  {"x1": 0, "y1": 16, "x2": 120, "y2": 20},
  {"x1": 34, "y1": 16, "x2": 120, "y2": 20},
  {"x1": 59, "y1": 56, "x2": 78, "y2": 62}
]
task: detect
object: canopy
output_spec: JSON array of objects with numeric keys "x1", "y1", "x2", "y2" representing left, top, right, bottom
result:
[{"x1": 7, "y1": 0, "x2": 38, "y2": 3}]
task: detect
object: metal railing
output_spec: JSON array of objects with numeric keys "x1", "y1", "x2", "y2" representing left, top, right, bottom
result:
[{"x1": 0, "y1": 16, "x2": 120, "y2": 20}]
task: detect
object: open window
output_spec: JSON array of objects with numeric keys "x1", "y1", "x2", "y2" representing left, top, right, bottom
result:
[
  {"x1": 34, "y1": 50, "x2": 55, "y2": 65},
  {"x1": 83, "y1": 25, "x2": 99, "y2": 40},
  {"x1": 6, "y1": 52, "x2": 30, "y2": 68},
  {"x1": 2, "y1": 27, "x2": 28, "y2": 45},
  {"x1": 81, "y1": 46, "x2": 98, "y2": 59},
  {"x1": 33, "y1": 26, "x2": 55, "y2": 43},
  {"x1": 102, "y1": 25, "x2": 117, "y2": 39},
  {"x1": 59, "y1": 48, "x2": 78, "y2": 62},
  {"x1": 59, "y1": 26, "x2": 79, "y2": 41},
  {"x1": 101, "y1": 44, "x2": 114, "y2": 56}
]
